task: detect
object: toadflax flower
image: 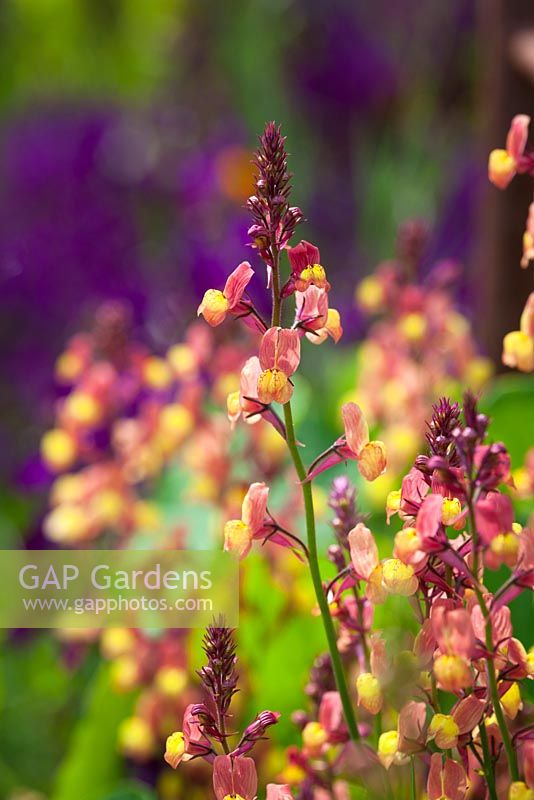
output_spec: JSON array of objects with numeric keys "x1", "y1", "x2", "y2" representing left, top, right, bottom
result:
[
  {"x1": 307, "y1": 403, "x2": 386, "y2": 482},
  {"x1": 213, "y1": 754, "x2": 258, "y2": 800},
  {"x1": 284, "y1": 239, "x2": 331, "y2": 297},
  {"x1": 488, "y1": 114, "x2": 530, "y2": 189},
  {"x1": 503, "y1": 292, "x2": 534, "y2": 373},
  {"x1": 348, "y1": 522, "x2": 418, "y2": 604},
  {"x1": 224, "y1": 482, "x2": 270, "y2": 559},
  {"x1": 257, "y1": 327, "x2": 301, "y2": 404},
  {"x1": 197, "y1": 261, "x2": 254, "y2": 326},
  {"x1": 427, "y1": 754, "x2": 467, "y2": 800}
]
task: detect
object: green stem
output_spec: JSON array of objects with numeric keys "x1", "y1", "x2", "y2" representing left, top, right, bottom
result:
[
  {"x1": 479, "y1": 722, "x2": 498, "y2": 800},
  {"x1": 467, "y1": 499, "x2": 519, "y2": 782},
  {"x1": 283, "y1": 401, "x2": 360, "y2": 741},
  {"x1": 268, "y1": 236, "x2": 358, "y2": 741}
]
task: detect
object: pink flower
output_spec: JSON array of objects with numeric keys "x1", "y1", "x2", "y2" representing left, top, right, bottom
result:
[
  {"x1": 198, "y1": 262, "x2": 254, "y2": 326},
  {"x1": 257, "y1": 327, "x2": 301, "y2": 404},
  {"x1": 348, "y1": 523, "x2": 379, "y2": 582},
  {"x1": 306, "y1": 403, "x2": 386, "y2": 482},
  {"x1": 397, "y1": 701, "x2": 427, "y2": 754},
  {"x1": 342, "y1": 403, "x2": 387, "y2": 481},
  {"x1": 427, "y1": 754, "x2": 467, "y2": 800},
  {"x1": 488, "y1": 114, "x2": 530, "y2": 189},
  {"x1": 285, "y1": 239, "x2": 330, "y2": 295},
  {"x1": 228, "y1": 357, "x2": 264, "y2": 426},
  {"x1": 224, "y1": 482, "x2": 270, "y2": 559},
  {"x1": 318, "y1": 691, "x2": 346, "y2": 743},
  {"x1": 164, "y1": 703, "x2": 212, "y2": 768},
  {"x1": 213, "y1": 754, "x2": 258, "y2": 800},
  {"x1": 295, "y1": 286, "x2": 328, "y2": 332},
  {"x1": 431, "y1": 605, "x2": 475, "y2": 660},
  {"x1": 475, "y1": 492, "x2": 514, "y2": 544}
]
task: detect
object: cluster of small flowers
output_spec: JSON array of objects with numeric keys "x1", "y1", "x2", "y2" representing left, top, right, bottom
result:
[
  {"x1": 40, "y1": 300, "x2": 282, "y2": 545},
  {"x1": 40, "y1": 301, "x2": 202, "y2": 544},
  {"x1": 488, "y1": 114, "x2": 534, "y2": 372},
  {"x1": 269, "y1": 396, "x2": 533, "y2": 800},
  {"x1": 164, "y1": 623, "x2": 290, "y2": 800},
  {"x1": 163, "y1": 122, "x2": 533, "y2": 799},
  {"x1": 39, "y1": 299, "x2": 302, "y2": 774},
  {"x1": 353, "y1": 223, "x2": 492, "y2": 475},
  {"x1": 197, "y1": 124, "x2": 353, "y2": 565}
]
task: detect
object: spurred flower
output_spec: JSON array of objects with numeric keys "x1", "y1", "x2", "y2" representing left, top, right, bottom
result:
[
  {"x1": 489, "y1": 114, "x2": 530, "y2": 189},
  {"x1": 257, "y1": 327, "x2": 301, "y2": 404},
  {"x1": 224, "y1": 482, "x2": 270, "y2": 559},
  {"x1": 213, "y1": 754, "x2": 258, "y2": 800},
  {"x1": 198, "y1": 261, "x2": 254, "y2": 326},
  {"x1": 503, "y1": 292, "x2": 534, "y2": 373},
  {"x1": 427, "y1": 695, "x2": 485, "y2": 749},
  {"x1": 164, "y1": 703, "x2": 212, "y2": 768},
  {"x1": 285, "y1": 239, "x2": 330, "y2": 296},
  {"x1": 342, "y1": 403, "x2": 387, "y2": 481},
  {"x1": 348, "y1": 523, "x2": 418, "y2": 603},
  {"x1": 427, "y1": 754, "x2": 467, "y2": 800}
]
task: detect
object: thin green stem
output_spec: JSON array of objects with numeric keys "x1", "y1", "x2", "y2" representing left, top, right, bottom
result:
[
  {"x1": 268, "y1": 234, "x2": 358, "y2": 741},
  {"x1": 467, "y1": 498, "x2": 519, "y2": 782},
  {"x1": 283, "y1": 401, "x2": 360, "y2": 741},
  {"x1": 479, "y1": 722, "x2": 498, "y2": 800}
]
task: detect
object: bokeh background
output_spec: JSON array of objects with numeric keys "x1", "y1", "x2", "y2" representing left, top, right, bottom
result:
[{"x1": 0, "y1": 2, "x2": 533, "y2": 799}]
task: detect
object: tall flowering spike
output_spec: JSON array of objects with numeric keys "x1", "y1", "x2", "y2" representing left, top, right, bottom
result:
[
  {"x1": 197, "y1": 623, "x2": 239, "y2": 729},
  {"x1": 425, "y1": 397, "x2": 461, "y2": 465},
  {"x1": 246, "y1": 122, "x2": 303, "y2": 267},
  {"x1": 329, "y1": 476, "x2": 364, "y2": 549}
]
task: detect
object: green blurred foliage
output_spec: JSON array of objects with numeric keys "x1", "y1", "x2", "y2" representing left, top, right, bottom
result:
[{"x1": 0, "y1": 0, "x2": 180, "y2": 107}]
